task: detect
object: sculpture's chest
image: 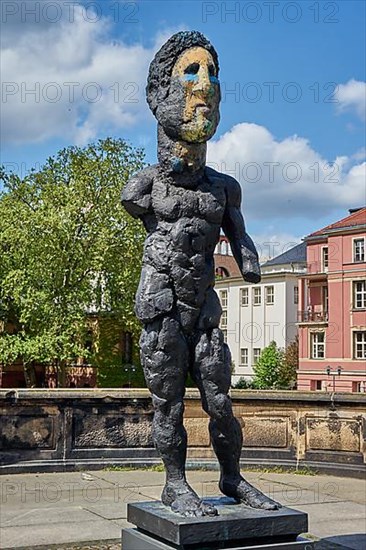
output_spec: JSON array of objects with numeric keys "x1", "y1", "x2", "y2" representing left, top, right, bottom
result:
[{"x1": 151, "y1": 178, "x2": 226, "y2": 224}]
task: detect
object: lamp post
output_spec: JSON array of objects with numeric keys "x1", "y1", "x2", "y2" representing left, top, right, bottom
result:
[
  {"x1": 124, "y1": 364, "x2": 136, "y2": 388},
  {"x1": 325, "y1": 366, "x2": 342, "y2": 392}
]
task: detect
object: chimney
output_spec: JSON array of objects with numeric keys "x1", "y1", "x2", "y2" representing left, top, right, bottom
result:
[{"x1": 348, "y1": 207, "x2": 364, "y2": 214}]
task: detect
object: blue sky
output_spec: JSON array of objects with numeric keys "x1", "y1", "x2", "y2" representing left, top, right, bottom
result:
[{"x1": 2, "y1": 0, "x2": 365, "y2": 259}]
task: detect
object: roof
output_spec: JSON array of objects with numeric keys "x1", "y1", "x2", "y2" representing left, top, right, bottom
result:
[
  {"x1": 262, "y1": 242, "x2": 306, "y2": 267},
  {"x1": 307, "y1": 207, "x2": 366, "y2": 238}
]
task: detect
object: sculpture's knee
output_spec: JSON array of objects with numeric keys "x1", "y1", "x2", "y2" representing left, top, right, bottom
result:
[
  {"x1": 194, "y1": 329, "x2": 231, "y2": 388},
  {"x1": 152, "y1": 394, "x2": 184, "y2": 420},
  {"x1": 204, "y1": 391, "x2": 232, "y2": 421}
]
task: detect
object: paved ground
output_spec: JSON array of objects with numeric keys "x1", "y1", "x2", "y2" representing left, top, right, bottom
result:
[{"x1": 0, "y1": 468, "x2": 365, "y2": 549}]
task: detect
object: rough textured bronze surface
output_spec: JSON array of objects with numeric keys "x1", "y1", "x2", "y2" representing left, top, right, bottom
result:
[{"x1": 121, "y1": 30, "x2": 279, "y2": 518}]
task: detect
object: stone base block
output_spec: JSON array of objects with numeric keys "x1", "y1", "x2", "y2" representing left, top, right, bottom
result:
[
  {"x1": 122, "y1": 528, "x2": 314, "y2": 549},
  {"x1": 124, "y1": 498, "x2": 309, "y2": 549}
]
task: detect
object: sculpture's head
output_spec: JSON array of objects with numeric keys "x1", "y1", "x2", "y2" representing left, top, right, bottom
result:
[{"x1": 146, "y1": 31, "x2": 220, "y2": 143}]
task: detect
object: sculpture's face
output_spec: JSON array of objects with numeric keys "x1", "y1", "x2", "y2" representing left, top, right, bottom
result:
[{"x1": 156, "y1": 46, "x2": 220, "y2": 143}]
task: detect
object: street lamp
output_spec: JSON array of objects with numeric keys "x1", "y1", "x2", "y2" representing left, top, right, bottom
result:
[
  {"x1": 124, "y1": 364, "x2": 136, "y2": 388},
  {"x1": 325, "y1": 366, "x2": 342, "y2": 392}
]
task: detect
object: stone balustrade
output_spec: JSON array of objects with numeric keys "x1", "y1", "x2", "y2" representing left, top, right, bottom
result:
[{"x1": 1, "y1": 389, "x2": 365, "y2": 476}]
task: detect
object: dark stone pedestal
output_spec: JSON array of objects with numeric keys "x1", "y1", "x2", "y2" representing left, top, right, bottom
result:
[{"x1": 122, "y1": 498, "x2": 311, "y2": 550}]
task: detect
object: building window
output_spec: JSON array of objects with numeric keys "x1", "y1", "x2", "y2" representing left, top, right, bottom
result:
[
  {"x1": 220, "y1": 290, "x2": 228, "y2": 308},
  {"x1": 311, "y1": 380, "x2": 324, "y2": 391},
  {"x1": 240, "y1": 348, "x2": 248, "y2": 367},
  {"x1": 322, "y1": 247, "x2": 329, "y2": 271},
  {"x1": 265, "y1": 286, "x2": 274, "y2": 305},
  {"x1": 253, "y1": 287, "x2": 261, "y2": 306},
  {"x1": 294, "y1": 286, "x2": 299, "y2": 304},
  {"x1": 221, "y1": 310, "x2": 227, "y2": 328},
  {"x1": 354, "y1": 331, "x2": 366, "y2": 359},
  {"x1": 311, "y1": 332, "x2": 325, "y2": 359},
  {"x1": 215, "y1": 266, "x2": 230, "y2": 278},
  {"x1": 323, "y1": 286, "x2": 329, "y2": 315},
  {"x1": 252, "y1": 348, "x2": 261, "y2": 366},
  {"x1": 222, "y1": 329, "x2": 227, "y2": 343},
  {"x1": 352, "y1": 381, "x2": 366, "y2": 393},
  {"x1": 240, "y1": 288, "x2": 249, "y2": 306},
  {"x1": 353, "y1": 238, "x2": 365, "y2": 262},
  {"x1": 220, "y1": 240, "x2": 229, "y2": 255},
  {"x1": 353, "y1": 280, "x2": 366, "y2": 309}
]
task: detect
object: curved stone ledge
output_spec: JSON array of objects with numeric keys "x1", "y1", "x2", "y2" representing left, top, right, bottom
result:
[
  {"x1": 1, "y1": 389, "x2": 365, "y2": 476},
  {"x1": 1, "y1": 387, "x2": 366, "y2": 404}
]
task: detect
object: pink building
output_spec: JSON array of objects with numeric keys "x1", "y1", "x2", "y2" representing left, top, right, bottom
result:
[{"x1": 298, "y1": 207, "x2": 366, "y2": 392}]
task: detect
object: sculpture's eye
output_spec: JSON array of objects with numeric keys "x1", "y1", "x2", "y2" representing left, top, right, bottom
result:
[
  {"x1": 208, "y1": 64, "x2": 216, "y2": 77},
  {"x1": 208, "y1": 64, "x2": 219, "y2": 84},
  {"x1": 185, "y1": 63, "x2": 199, "y2": 75}
]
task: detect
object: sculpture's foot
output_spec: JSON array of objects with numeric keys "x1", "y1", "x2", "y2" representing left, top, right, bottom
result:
[
  {"x1": 220, "y1": 476, "x2": 281, "y2": 510},
  {"x1": 162, "y1": 481, "x2": 218, "y2": 517}
]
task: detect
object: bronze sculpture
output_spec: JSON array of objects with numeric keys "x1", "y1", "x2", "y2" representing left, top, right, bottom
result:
[{"x1": 122, "y1": 31, "x2": 280, "y2": 517}]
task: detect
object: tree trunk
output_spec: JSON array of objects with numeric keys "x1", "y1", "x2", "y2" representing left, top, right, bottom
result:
[
  {"x1": 23, "y1": 360, "x2": 37, "y2": 387},
  {"x1": 57, "y1": 359, "x2": 67, "y2": 387}
]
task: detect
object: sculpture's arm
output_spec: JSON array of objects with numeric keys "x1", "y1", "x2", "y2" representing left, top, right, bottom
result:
[
  {"x1": 121, "y1": 166, "x2": 154, "y2": 219},
  {"x1": 222, "y1": 175, "x2": 261, "y2": 284}
]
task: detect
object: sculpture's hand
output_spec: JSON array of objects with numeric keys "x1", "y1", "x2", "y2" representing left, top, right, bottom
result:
[{"x1": 241, "y1": 253, "x2": 261, "y2": 284}]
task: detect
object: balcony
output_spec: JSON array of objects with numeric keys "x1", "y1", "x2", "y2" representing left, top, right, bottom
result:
[
  {"x1": 306, "y1": 261, "x2": 328, "y2": 276},
  {"x1": 298, "y1": 310, "x2": 328, "y2": 323}
]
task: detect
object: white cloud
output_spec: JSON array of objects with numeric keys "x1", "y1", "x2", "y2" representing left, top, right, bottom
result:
[
  {"x1": 335, "y1": 79, "x2": 366, "y2": 120},
  {"x1": 251, "y1": 232, "x2": 304, "y2": 263},
  {"x1": 1, "y1": 4, "x2": 162, "y2": 145},
  {"x1": 207, "y1": 122, "x2": 366, "y2": 221}
]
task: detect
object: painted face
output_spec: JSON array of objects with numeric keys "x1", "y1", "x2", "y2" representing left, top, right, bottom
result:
[
  {"x1": 155, "y1": 46, "x2": 220, "y2": 143},
  {"x1": 171, "y1": 46, "x2": 220, "y2": 142}
]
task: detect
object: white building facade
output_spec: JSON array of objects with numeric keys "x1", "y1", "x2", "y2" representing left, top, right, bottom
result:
[{"x1": 214, "y1": 243, "x2": 306, "y2": 384}]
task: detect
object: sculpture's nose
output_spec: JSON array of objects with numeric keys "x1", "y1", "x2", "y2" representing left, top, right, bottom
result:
[{"x1": 193, "y1": 66, "x2": 212, "y2": 94}]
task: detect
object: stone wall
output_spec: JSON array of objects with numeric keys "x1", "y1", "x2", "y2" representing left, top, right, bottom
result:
[{"x1": 0, "y1": 389, "x2": 365, "y2": 476}]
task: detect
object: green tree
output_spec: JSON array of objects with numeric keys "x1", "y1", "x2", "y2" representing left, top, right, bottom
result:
[
  {"x1": 278, "y1": 336, "x2": 299, "y2": 389},
  {"x1": 252, "y1": 341, "x2": 284, "y2": 389},
  {"x1": 0, "y1": 138, "x2": 145, "y2": 386}
]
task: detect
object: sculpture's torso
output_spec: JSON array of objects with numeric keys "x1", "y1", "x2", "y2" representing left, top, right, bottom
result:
[{"x1": 136, "y1": 166, "x2": 227, "y2": 333}]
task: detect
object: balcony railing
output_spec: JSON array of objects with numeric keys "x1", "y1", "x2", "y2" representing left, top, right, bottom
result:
[
  {"x1": 306, "y1": 261, "x2": 328, "y2": 275},
  {"x1": 298, "y1": 310, "x2": 328, "y2": 323}
]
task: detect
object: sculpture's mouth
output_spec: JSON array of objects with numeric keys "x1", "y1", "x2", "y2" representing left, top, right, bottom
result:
[{"x1": 195, "y1": 102, "x2": 210, "y2": 114}]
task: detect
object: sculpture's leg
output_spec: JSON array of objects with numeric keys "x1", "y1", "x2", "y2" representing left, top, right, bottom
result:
[
  {"x1": 140, "y1": 315, "x2": 217, "y2": 517},
  {"x1": 193, "y1": 328, "x2": 280, "y2": 510}
]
